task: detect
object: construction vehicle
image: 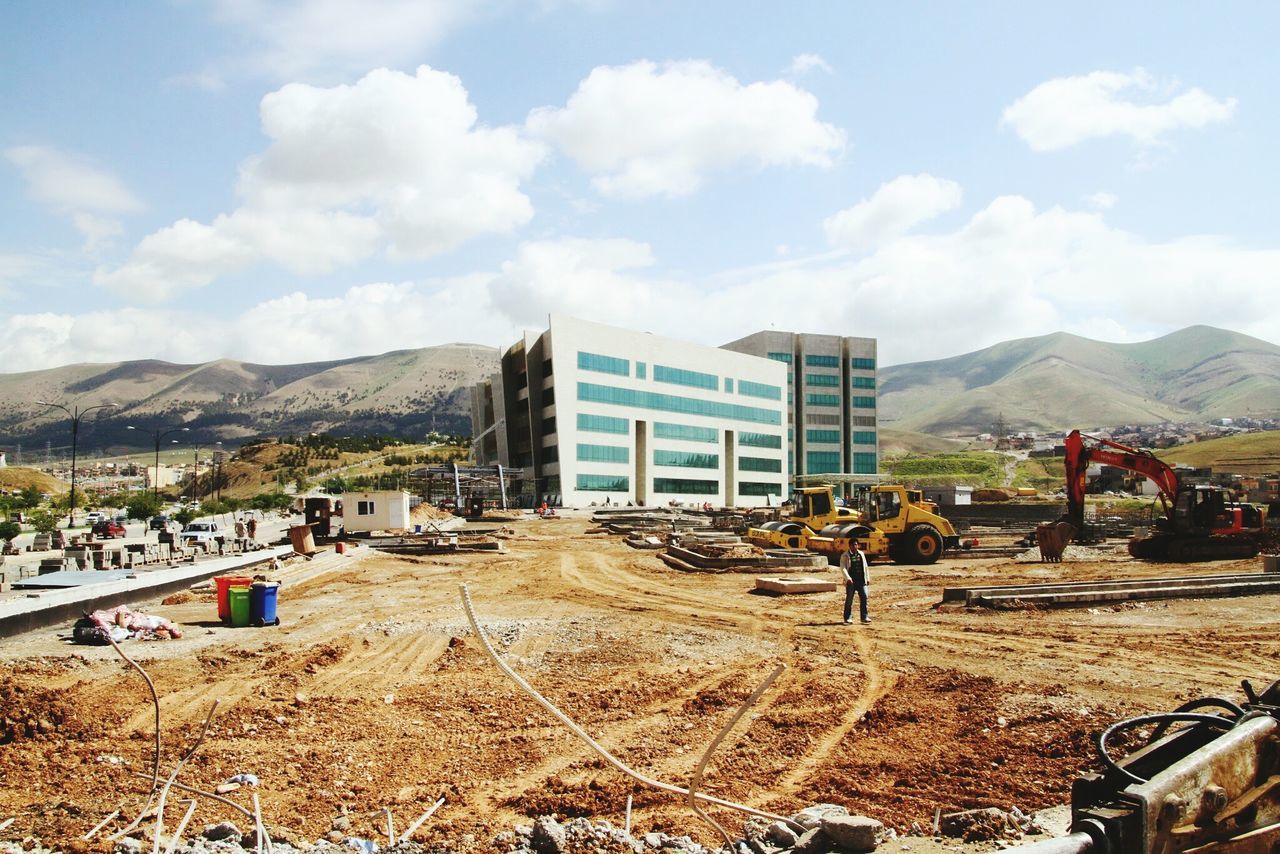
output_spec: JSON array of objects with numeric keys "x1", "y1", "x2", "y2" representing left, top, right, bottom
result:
[
  {"x1": 1063, "y1": 430, "x2": 1266, "y2": 562},
  {"x1": 746, "y1": 484, "x2": 961, "y2": 564},
  {"x1": 1012, "y1": 678, "x2": 1280, "y2": 852}
]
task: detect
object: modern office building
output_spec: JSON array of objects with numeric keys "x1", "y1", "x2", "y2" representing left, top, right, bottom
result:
[
  {"x1": 471, "y1": 315, "x2": 789, "y2": 508},
  {"x1": 719, "y1": 330, "x2": 879, "y2": 482}
]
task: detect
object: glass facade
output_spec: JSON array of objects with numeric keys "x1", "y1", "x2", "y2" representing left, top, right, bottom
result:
[
  {"x1": 724, "y1": 378, "x2": 734, "y2": 393},
  {"x1": 578, "y1": 382, "x2": 782, "y2": 425},
  {"x1": 739, "y1": 456, "x2": 782, "y2": 473},
  {"x1": 805, "y1": 354, "x2": 840, "y2": 367},
  {"x1": 852, "y1": 430, "x2": 877, "y2": 444},
  {"x1": 807, "y1": 394, "x2": 839, "y2": 407},
  {"x1": 807, "y1": 451, "x2": 841, "y2": 473},
  {"x1": 806, "y1": 373, "x2": 839, "y2": 387},
  {"x1": 851, "y1": 357, "x2": 876, "y2": 370},
  {"x1": 577, "y1": 473, "x2": 629, "y2": 491},
  {"x1": 578, "y1": 413, "x2": 629, "y2": 435},
  {"x1": 654, "y1": 450, "x2": 719, "y2": 468},
  {"x1": 852, "y1": 396, "x2": 876, "y2": 409},
  {"x1": 851, "y1": 376, "x2": 876, "y2": 389},
  {"x1": 577, "y1": 443, "x2": 629, "y2": 463},
  {"x1": 738, "y1": 432, "x2": 782, "y2": 449},
  {"x1": 542, "y1": 446, "x2": 559, "y2": 463},
  {"x1": 767, "y1": 352, "x2": 793, "y2": 363},
  {"x1": 738, "y1": 379, "x2": 782, "y2": 400},
  {"x1": 740, "y1": 481, "x2": 784, "y2": 496},
  {"x1": 654, "y1": 364, "x2": 718, "y2": 390},
  {"x1": 852, "y1": 452, "x2": 878, "y2": 473},
  {"x1": 806, "y1": 429, "x2": 840, "y2": 444},
  {"x1": 653, "y1": 477, "x2": 719, "y2": 495},
  {"x1": 636, "y1": 361, "x2": 646, "y2": 379},
  {"x1": 653, "y1": 422, "x2": 717, "y2": 443},
  {"x1": 541, "y1": 416, "x2": 557, "y2": 436},
  {"x1": 578, "y1": 351, "x2": 629, "y2": 376}
]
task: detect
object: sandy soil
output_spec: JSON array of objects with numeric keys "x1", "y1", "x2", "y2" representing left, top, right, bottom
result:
[{"x1": 0, "y1": 517, "x2": 1275, "y2": 851}]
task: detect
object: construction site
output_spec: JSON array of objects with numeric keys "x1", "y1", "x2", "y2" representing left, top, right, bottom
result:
[{"x1": 1, "y1": 500, "x2": 1278, "y2": 854}]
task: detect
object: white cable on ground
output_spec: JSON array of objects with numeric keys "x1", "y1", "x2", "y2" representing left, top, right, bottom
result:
[
  {"x1": 459, "y1": 583, "x2": 803, "y2": 830},
  {"x1": 398, "y1": 797, "x2": 445, "y2": 844}
]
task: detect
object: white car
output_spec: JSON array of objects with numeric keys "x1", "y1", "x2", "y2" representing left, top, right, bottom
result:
[
  {"x1": 180, "y1": 521, "x2": 222, "y2": 546},
  {"x1": 85, "y1": 511, "x2": 106, "y2": 524}
]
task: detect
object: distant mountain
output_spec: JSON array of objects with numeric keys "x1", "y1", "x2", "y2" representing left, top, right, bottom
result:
[
  {"x1": 878, "y1": 325, "x2": 1280, "y2": 435},
  {"x1": 0, "y1": 344, "x2": 499, "y2": 453}
]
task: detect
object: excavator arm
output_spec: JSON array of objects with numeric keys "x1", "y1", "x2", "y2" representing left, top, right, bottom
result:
[{"x1": 1063, "y1": 430, "x2": 1181, "y2": 527}]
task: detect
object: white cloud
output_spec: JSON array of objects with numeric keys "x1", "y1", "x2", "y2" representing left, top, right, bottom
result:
[
  {"x1": 5, "y1": 145, "x2": 143, "y2": 250},
  {"x1": 97, "y1": 66, "x2": 544, "y2": 301},
  {"x1": 204, "y1": 0, "x2": 476, "y2": 83},
  {"x1": 787, "y1": 53, "x2": 833, "y2": 76},
  {"x1": 824, "y1": 174, "x2": 962, "y2": 249},
  {"x1": 1086, "y1": 192, "x2": 1118, "y2": 210},
  {"x1": 1002, "y1": 69, "x2": 1237, "y2": 152},
  {"x1": 527, "y1": 60, "x2": 845, "y2": 198},
  {"x1": 9, "y1": 202, "x2": 1280, "y2": 373}
]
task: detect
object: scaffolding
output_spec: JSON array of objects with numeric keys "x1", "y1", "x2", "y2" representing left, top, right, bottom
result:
[{"x1": 407, "y1": 463, "x2": 529, "y2": 513}]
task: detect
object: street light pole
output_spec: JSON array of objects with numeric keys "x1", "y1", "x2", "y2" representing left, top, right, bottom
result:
[
  {"x1": 127, "y1": 425, "x2": 190, "y2": 506},
  {"x1": 36, "y1": 401, "x2": 117, "y2": 528},
  {"x1": 190, "y1": 446, "x2": 203, "y2": 506}
]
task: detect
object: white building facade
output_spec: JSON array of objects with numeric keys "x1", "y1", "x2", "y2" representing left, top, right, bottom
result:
[{"x1": 473, "y1": 316, "x2": 789, "y2": 508}]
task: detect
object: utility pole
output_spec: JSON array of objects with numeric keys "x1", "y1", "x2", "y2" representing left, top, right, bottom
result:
[{"x1": 36, "y1": 400, "x2": 118, "y2": 528}]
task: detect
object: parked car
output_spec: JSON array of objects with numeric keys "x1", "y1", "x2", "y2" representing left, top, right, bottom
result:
[
  {"x1": 180, "y1": 521, "x2": 222, "y2": 548},
  {"x1": 149, "y1": 515, "x2": 171, "y2": 531},
  {"x1": 92, "y1": 520, "x2": 128, "y2": 539},
  {"x1": 85, "y1": 511, "x2": 106, "y2": 525}
]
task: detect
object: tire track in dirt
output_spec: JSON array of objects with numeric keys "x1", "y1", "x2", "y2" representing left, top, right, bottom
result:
[
  {"x1": 120, "y1": 675, "x2": 258, "y2": 732},
  {"x1": 771, "y1": 626, "x2": 897, "y2": 799},
  {"x1": 309, "y1": 633, "x2": 449, "y2": 697}
]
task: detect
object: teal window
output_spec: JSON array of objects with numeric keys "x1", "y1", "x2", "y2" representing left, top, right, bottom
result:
[
  {"x1": 851, "y1": 376, "x2": 876, "y2": 389},
  {"x1": 654, "y1": 422, "x2": 717, "y2": 443},
  {"x1": 577, "y1": 351, "x2": 629, "y2": 376},
  {"x1": 852, "y1": 431, "x2": 877, "y2": 445},
  {"x1": 806, "y1": 373, "x2": 839, "y2": 387},
  {"x1": 577, "y1": 382, "x2": 782, "y2": 425},
  {"x1": 577, "y1": 443, "x2": 629, "y2": 463},
  {"x1": 852, "y1": 396, "x2": 876, "y2": 409},
  {"x1": 654, "y1": 364, "x2": 718, "y2": 390},
  {"x1": 739, "y1": 456, "x2": 782, "y2": 473},
  {"x1": 806, "y1": 429, "x2": 840, "y2": 444},
  {"x1": 807, "y1": 451, "x2": 841, "y2": 473},
  {"x1": 724, "y1": 378, "x2": 734, "y2": 393},
  {"x1": 767, "y1": 352, "x2": 793, "y2": 363},
  {"x1": 739, "y1": 380, "x2": 782, "y2": 400},
  {"x1": 807, "y1": 394, "x2": 839, "y2": 407},
  {"x1": 653, "y1": 477, "x2": 719, "y2": 495},
  {"x1": 636, "y1": 361, "x2": 646, "y2": 379},
  {"x1": 805, "y1": 354, "x2": 840, "y2": 368},
  {"x1": 577, "y1": 474, "x2": 629, "y2": 492},
  {"x1": 578, "y1": 413, "x2": 629, "y2": 435},
  {"x1": 739, "y1": 432, "x2": 782, "y2": 449},
  {"x1": 852, "y1": 452, "x2": 878, "y2": 474},
  {"x1": 850, "y1": 357, "x2": 876, "y2": 370},
  {"x1": 654, "y1": 450, "x2": 719, "y2": 468},
  {"x1": 740, "y1": 481, "x2": 783, "y2": 497}
]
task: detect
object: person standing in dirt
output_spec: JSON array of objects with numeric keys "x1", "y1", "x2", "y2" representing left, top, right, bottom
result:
[
  {"x1": 246, "y1": 516, "x2": 258, "y2": 543},
  {"x1": 840, "y1": 540, "x2": 871, "y2": 624}
]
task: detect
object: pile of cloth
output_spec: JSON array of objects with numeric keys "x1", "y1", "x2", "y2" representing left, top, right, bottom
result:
[{"x1": 72, "y1": 605, "x2": 184, "y2": 644}]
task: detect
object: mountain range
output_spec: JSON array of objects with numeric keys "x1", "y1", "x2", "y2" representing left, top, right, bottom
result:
[{"x1": 1, "y1": 325, "x2": 1277, "y2": 455}]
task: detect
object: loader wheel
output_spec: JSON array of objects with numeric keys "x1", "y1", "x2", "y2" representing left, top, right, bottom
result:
[{"x1": 902, "y1": 525, "x2": 944, "y2": 565}]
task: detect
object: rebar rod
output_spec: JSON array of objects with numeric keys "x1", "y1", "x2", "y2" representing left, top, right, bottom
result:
[
  {"x1": 399, "y1": 797, "x2": 445, "y2": 843},
  {"x1": 82, "y1": 809, "x2": 120, "y2": 840},
  {"x1": 459, "y1": 583, "x2": 802, "y2": 830},
  {"x1": 128, "y1": 772, "x2": 252, "y2": 819},
  {"x1": 163, "y1": 800, "x2": 197, "y2": 854},
  {"x1": 104, "y1": 633, "x2": 163, "y2": 842},
  {"x1": 152, "y1": 700, "x2": 219, "y2": 854}
]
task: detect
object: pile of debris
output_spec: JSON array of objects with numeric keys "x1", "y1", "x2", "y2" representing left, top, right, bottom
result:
[{"x1": 71, "y1": 605, "x2": 183, "y2": 645}]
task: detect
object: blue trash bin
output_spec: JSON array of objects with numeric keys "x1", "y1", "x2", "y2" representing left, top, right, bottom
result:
[{"x1": 250, "y1": 581, "x2": 279, "y2": 626}]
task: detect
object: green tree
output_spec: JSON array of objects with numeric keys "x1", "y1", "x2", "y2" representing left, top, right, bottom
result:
[
  {"x1": 18, "y1": 486, "x2": 42, "y2": 509},
  {"x1": 28, "y1": 508, "x2": 58, "y2": 534},
  {"x1": 321, "y1": 476, "x2": 351, "y2": 494},
  {"x1": 174, "y1": 508, "x2": 197, "y2": 526},
  {"x1": 0, "y1": 520, "x2": 20, "y2": 544},
  {"x1": 126, "y1": 494, "x2": 163, "y2": 521}
]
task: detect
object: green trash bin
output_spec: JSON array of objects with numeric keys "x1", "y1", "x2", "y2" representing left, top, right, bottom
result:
[{"x1": 228, "y1": 586, "x2": 252, "y2": 628}]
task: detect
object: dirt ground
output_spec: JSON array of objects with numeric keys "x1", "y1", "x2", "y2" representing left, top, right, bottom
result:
[{"x1": 0, "y1": 516, "x2": 1275, "y2": 851}]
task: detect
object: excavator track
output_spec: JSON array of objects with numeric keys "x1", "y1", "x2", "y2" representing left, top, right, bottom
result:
[{"x1": 1128, "y1": 532, "x2": 1261, "y2": 562}]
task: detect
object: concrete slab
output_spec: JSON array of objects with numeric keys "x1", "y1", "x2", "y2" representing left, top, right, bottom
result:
[
  {"x1": 755, "y1": 576, "x2": 839, "y2": 594},
  {"x1": 944, "y1": 572, "x2": 1280, "y2": 609}
]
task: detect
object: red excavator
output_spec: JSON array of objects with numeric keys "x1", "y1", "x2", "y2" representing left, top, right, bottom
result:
[{"x1": 1063, "y1": 429, "x2": 1266, "y2": 562}]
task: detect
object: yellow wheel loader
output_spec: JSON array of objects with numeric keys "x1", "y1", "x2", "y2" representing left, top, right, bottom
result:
[{"x1": 746, "y1": 484, "x2": 960, "y2": 565}]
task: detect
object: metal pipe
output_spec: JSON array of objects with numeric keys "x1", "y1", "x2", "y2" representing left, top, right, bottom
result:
[{"x1": 1006, "y1": 831, "x2": 1095, "y2": 853}]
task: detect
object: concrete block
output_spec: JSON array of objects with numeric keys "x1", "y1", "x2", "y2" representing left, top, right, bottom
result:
[
  {"x1": 820, "y1": 815, "x2": 882, "y2": 851},
  {"x1": 755, "y1": 576, "x2": 839, "y2": 594}
]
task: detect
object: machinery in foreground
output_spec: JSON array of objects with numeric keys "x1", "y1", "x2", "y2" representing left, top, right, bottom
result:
[
  {"x1": 1014, "y1": 678, "x2": 1280, "y2": 852},
  {"x1": 746, "y1": 484, "x2": 961, "y2": 564},
  {"x1": 1063, "y1": 430, "x2": 1266, "y2": 562}
]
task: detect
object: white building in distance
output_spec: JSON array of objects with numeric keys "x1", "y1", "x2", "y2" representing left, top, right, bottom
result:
[{"x1": 472, "y1": 316, "x2": 789, "y2": 508}]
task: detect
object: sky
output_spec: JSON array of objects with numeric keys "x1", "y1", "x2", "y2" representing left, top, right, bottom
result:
[{"x1": 2, "y1": 1, "x2": 1278, "y2": 374}]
